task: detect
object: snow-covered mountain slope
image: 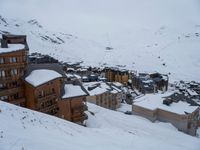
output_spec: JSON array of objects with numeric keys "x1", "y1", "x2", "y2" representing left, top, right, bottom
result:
[
  {"x1": 0, "y1": 0, "x2": 200, "y2": 82},
  {"x1": 0, "y1": 101, "x2": 199, "y2": 150}
]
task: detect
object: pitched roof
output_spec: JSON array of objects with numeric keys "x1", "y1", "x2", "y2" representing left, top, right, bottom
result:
[
  {"x1": 24, "y1": 63, "x2": 66, "y2": 87},
  {"x1": 25, "y1": 69, "x2": 62, "y2": 87},
  {"x1": 62, "y1": 84, "x2": 87, "y2": 99}
]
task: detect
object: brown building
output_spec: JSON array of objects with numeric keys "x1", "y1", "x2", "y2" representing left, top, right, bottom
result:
[
  {"x1": 0, "y1": 34, "x2": 28, "y2": 106},
  {"x1": 104, "y1": 67, "x2": 129, "y2": 85},
  {"x1": 24, "y1": 64, "x2": 65, "y2": 116},
  {"x1": 132, "y1": 93, "x2": 200, "y2": 136},
  {"x1": 58, "y1": 84, "x2": 88, "y2": 124},
  {"x1": 83, "y1": 81, "x2": 122, "y2": 110}
]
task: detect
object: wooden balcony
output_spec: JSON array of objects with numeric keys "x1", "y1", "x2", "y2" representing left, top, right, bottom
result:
[
  {"x1": 37, "y1": 93, "x2": 57, "y2": 102},
  {"x1": 39, "y1": 103, "x2": 58, "y2": 113},
  {"x1": 0, "y1": 75, "x2": 21, "y2": 84},
  {"x1": 72, "y1": 113, "x2": 88, "y2": 122},
  {"x1": 10, "y1": 98, "x2": 26, "y2": 105},
  {"x1": 0, "y1": 87, "x2": 23, "y2": 97},
  {"x1": 0, "y1": 62, "x2": 26, "y2": 70}
]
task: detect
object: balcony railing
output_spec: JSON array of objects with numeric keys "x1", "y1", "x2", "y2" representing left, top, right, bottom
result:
[
  {"x1": 72, "y1": 113, "x2": 88, "y2": 122},
  {"x1": 10, "y1": 98, "x2": 26, "y2": 105},
  {"x1": 0, "y1": 75, "x2": 21, "y2": 84},
  {"x1": 0, "y1": 62, "x2": 26, "y2": 69},
  {"x1": 39, "y1": 103, "x2": 58, "y2": 113},
  {"x1": 37, "y1": 93, "x2": 57, "y2": 102},
  {"x1": 0, "y1": 87, "x2": 23, "y2": 97}
]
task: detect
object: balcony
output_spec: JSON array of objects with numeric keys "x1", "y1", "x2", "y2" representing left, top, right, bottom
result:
[
  {"x1": 39, "y1": 103, "x2": 58, "y2": 113},
  {"x1": 0, "y1": 75, "x2": 21, "y2": 84},
  {"x1": 72, "y1": 113, "x2": 88, "y2": 122},
  {"x1": 0, "y1": 62, "x2": 26, "y2": 69},
  {"x1": 10, "y1": 98, "x2": 26, "y2": 105},
  {"x1": 0, "y1": 87, "x2": 23, "y2": 97},
  {"x1": 37, "y1": 93, "x2": 57, "y2": 102}
]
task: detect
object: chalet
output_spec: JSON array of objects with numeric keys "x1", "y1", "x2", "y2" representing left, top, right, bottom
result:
[
  {"x1": 132, "y1": 92, "x2": 200, "y2": 136},
  {"x1": 83, "y1": 81, "x2": 122, "y2": 110},
  {"x1": 0, "y1": 34, "x2": 28, "y2": 106},
  {"x1": 58, "y1": 84, "x2": 88, "y2": 124},
  {"x1": 24, "y1": 64, "x2": 65, "y2": 116},
  {"x1": 132, "y1": 72, "x2": 168, "y2": 94}
]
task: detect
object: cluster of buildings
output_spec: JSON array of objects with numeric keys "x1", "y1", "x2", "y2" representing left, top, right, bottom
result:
[
  {"x1": 0, "y1": 34, "x2": 88, "y2": 124},
  {"x1": 0, "y1": 34, "x2": 123, "y2": 125},
  {"x1": 132, "y1": 72, "x2": 169, "y2": 94},
  {"x1": 0, "y1": 34, "x2": 199, "y2": 136}
]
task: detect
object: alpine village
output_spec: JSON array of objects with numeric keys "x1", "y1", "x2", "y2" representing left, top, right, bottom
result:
[{"x1": 0, "y1": 34, "x2": 199, "y2": 137}]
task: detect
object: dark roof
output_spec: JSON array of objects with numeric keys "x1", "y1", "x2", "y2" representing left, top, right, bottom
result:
[
  {"x1": 2, "y1": 34, "x2": 27, "y2": 39},
  {"x1": 164, "y1": 93, "x2": 200, "y2": 106}
]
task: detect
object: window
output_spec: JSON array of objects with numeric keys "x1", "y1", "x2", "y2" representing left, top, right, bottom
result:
[
  {"x1": 0, "y1": 58, "x2": 4, "y2": 64},
  {"x1": 11, "y1": 69, "x2": 18, "y2": 76},
  {"x1": 39, "y1": 90, "x2": 44, "y2": 97},
  {"x1": 52, "y1": 88, "x2": 55, "y2": 93},
  {"x1": 0, "y1": 70, "x2": 5, "y2": 77},
  {"x1": 9, "y1": 57, "x2": 17, "y2": 63}
]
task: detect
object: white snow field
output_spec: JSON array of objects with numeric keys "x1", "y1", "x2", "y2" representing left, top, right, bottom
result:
[
  {"x1": 0, "y1": 101, "x2": 199, "y2": 150},
  {"x1": 0, "y1": 0, "x2": 200, "y2": 82}
]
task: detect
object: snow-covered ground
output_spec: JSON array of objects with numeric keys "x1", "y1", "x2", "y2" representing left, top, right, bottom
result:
[
  {"x1": 0, "y1": 0, "x2": 200, "y2": 82},
  {"x1": 0, "y1": 101, "x2": 199, "y2": 150}
]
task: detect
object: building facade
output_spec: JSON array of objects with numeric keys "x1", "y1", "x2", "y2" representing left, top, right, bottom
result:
[
  {"x1": 132, "y1": 93, "x2": 199, "y2": 136},
  {"x1": 84, "y1": 82, "x2": 122, "y2": 110},
  {"x1": 104, "y1": 67, "x2": 129, "y2": 85},
  {"x1": 58, "y1": 84, "x2": 88, "y2": 124},
  {"x1": 0, "y1": 34, "x2": 28, "y2": 106}
]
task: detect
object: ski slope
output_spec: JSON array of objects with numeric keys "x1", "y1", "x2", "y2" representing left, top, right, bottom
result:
[
  {"x1": 0, "y1": 101, "x2": 199, "y2": 150},
  {"x1": 0, "y1": 0, "x2": 200, "y2": 82}
]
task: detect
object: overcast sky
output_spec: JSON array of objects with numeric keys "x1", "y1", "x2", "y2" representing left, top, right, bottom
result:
[{"x1": 0, "y1": 0, "x2": 200, "y2": 38}]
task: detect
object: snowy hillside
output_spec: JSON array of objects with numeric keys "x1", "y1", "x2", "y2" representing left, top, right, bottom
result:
[
  {"x1": 0, "y1": 0, "x2": 200, "y2": 82},
  {"x1": 0, "y1": 101, "x2": 199, "y2": 150}
]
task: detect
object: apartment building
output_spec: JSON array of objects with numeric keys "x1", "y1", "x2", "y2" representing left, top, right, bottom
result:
[
  {"x1": 24, "y1": 64, "x2": 65, "y2": 116},
  {"x1": 83, "y1": 81, "x2": 122, "y2": 110},
  {"x1": 0, "y1": 34, "x2": 28, "y2": 106},
  {"x1": 58, "y1": 84, "x2": 88, "y2": 124},
  {"x1": 132, "y1": 93, "x2": 200, "y2": 136}
]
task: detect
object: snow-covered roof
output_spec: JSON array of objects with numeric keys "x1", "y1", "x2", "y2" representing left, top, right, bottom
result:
[
  {"x1": 25, "y1": 69, "x2": 62, "y2": 87},
  {"x1": 186, "y1": 89, "x2": 198, "y2": 96},
  {"x1": 134, "y1": 92, "x2": 199, "y2": 115},
  {"x1": 83, "y1": 82, "x2": 108, "y2": 95},
  {"x1": 62, "y1": 84, "x2": 87, "y2": 99},
  {"x1": 83, "y1": 82, "x2": 121, "y2": 96},
  {"x1": 113, "y1": 82, "x2": 123, "y2": 87},
  {"x1": 0, "y1": 44, "x2": 24, "y2": 54}
]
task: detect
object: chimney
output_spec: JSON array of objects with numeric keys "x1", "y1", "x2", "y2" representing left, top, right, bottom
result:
[{"x1": 1, "y1": 39, "x2": 8, "y2": 48}]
